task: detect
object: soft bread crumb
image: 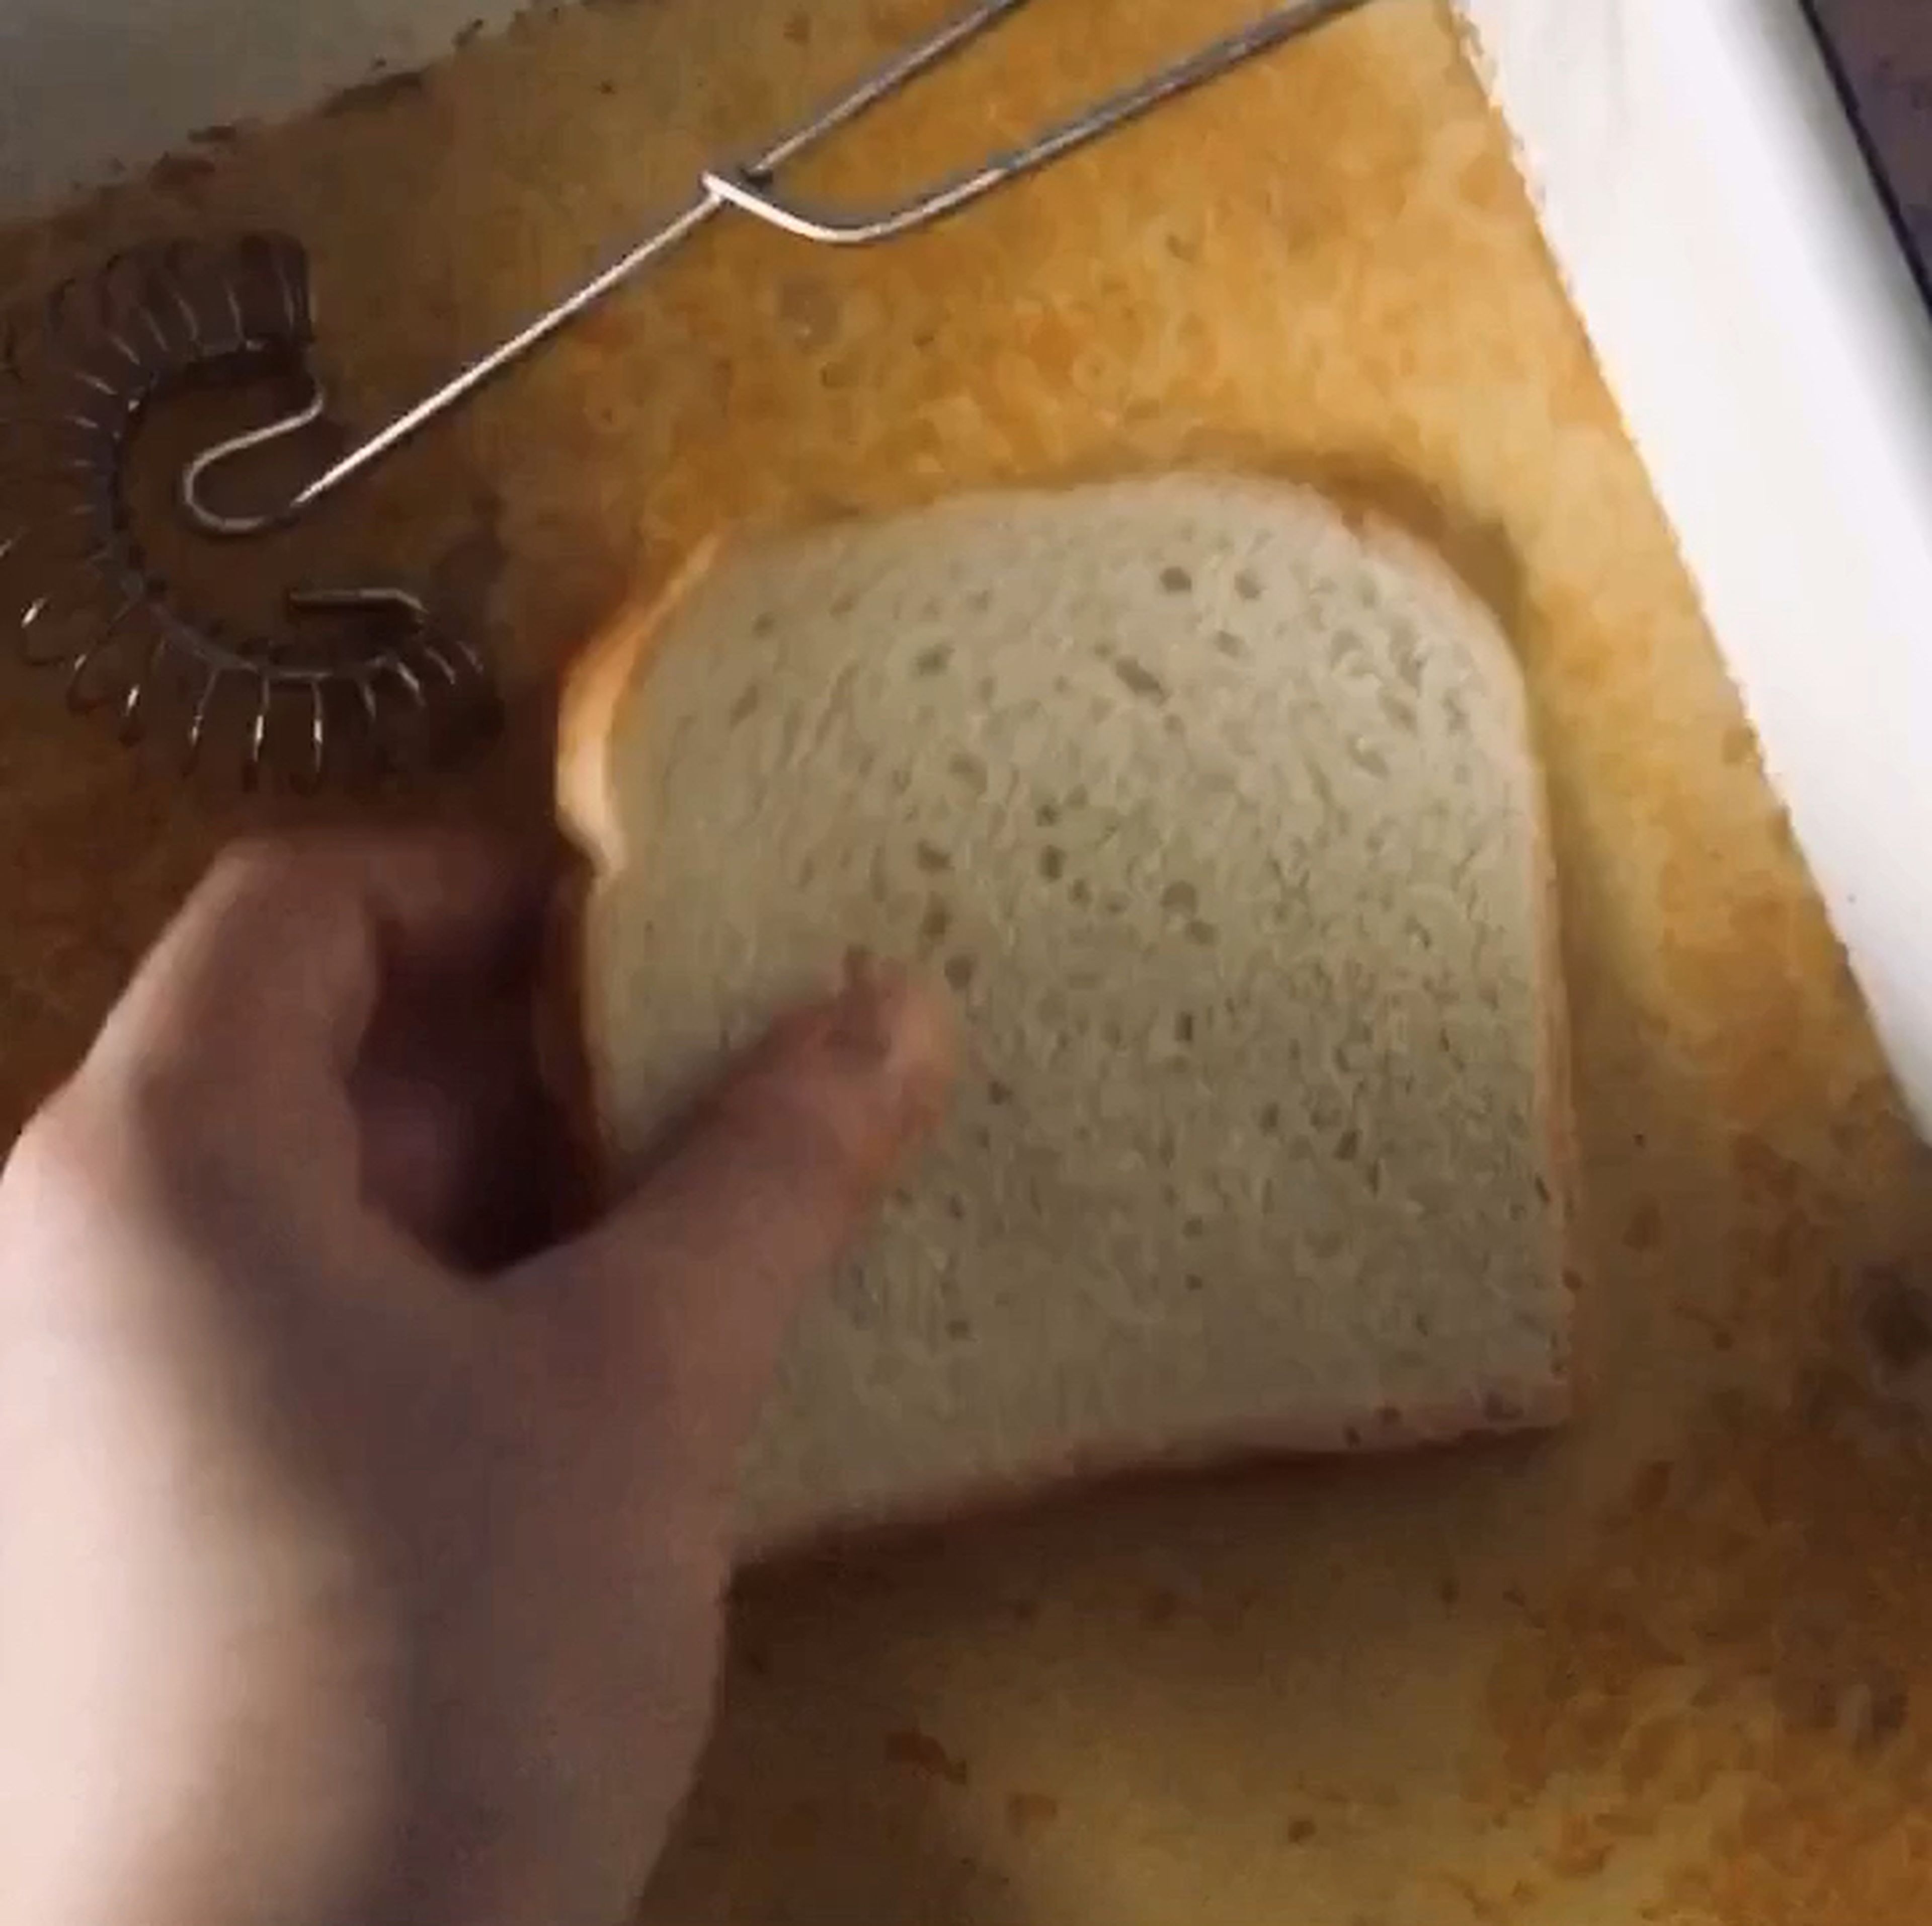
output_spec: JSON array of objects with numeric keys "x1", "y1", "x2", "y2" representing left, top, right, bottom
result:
[{"x1": 562, "y1": 475, "x2": 1576, "y2": 1547}]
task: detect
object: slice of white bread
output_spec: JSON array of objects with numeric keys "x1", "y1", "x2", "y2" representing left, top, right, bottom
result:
[{"x1": 559, "y1": 475, "x2": 1576, "y2": 1551}]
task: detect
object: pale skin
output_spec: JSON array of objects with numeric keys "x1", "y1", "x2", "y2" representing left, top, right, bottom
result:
[{"x1": 0, "y1": 834, "x2": 954, "y2": 1926}]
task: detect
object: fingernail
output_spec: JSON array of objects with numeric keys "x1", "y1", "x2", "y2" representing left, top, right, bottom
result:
[
  {"x1": 824, "y1": 947, "x2": 894, "y2": 1064},
  {"x1": 823, "y1": 953, "x2": 955, "y2": 1131}
]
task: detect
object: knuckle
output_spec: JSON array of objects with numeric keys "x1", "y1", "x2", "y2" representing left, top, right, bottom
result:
[
  {"x1": 109, "y1": 1042, "x2": 221, "y2": 1145},
  {"x1": 204, "y1": 835, "x2": 324, "y2": 919},
  {"x1": 55, "y1": 1056, "x2": 254, "y2": 1228},
  {"x1": 1, "y1": 1104, "x2": 73, "y2": 1204},
  {"x1": 63, "y1": 1014, "x2": 257, "y2": 1208},
  {"x1": 194, "y1": 838, "x2": 364, "y2": 994},
  {"x1": 2, "y1": 1087, "x2": 140, "y2": 1222}
]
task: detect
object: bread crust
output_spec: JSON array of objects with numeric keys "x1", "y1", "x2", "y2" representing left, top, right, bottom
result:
[
  {"x1": 555, "y1": 535, "x2": 726, "y2": 1171},
  {"x1": 1350, "y1": 516, "x2": 1582, "y2": 1421},
  {"x1": 744, "y1": 1387, "x2": 1568, "y2": 1563}
]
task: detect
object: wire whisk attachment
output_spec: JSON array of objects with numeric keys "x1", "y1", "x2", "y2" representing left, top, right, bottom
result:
[
  {"x1": 0, "y1": 234, "x2": 495, "y2": 787},
  {"x1": 2, "y1": 0, "x2": 1365, "y2": 788}
]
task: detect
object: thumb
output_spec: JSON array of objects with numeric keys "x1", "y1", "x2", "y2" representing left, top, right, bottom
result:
[{"x1": 525, "y1": 956, "x2": 954, "y2": 1475}]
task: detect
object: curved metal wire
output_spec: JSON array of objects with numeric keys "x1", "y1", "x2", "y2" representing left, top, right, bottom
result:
[
  {"x1": 1, "y1": 0, "x2": 1364, "y2": 783},
  {"x1": 0, "y1": 233, "x2": 496, "y2": 785},
  {"x1": 178, "y1": 0, "x2": 1366, "y2": 536}
]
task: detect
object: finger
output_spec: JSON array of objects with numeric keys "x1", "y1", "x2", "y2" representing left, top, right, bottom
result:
[
  {"x1": 84, "y1": 835, "x2": 557, "y2": 1181},
  {"x1": 521, "y1": 955, "x2": 954, "y2": 1473},
  {"x1": 355, "y1": 989, "x2": 578, "y2": 1270}
]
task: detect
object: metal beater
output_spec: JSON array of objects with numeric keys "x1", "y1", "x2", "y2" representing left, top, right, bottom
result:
[{"x1": 0, "y1": 0, "x2": 1366, "y2": 785}]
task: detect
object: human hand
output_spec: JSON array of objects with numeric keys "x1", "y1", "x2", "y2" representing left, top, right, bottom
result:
[{"x1": 0, "y1": 834, "x2": 952, "y2": 1926}]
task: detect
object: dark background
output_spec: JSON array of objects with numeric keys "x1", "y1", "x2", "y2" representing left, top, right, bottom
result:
[{"x1": 1806, "y1": 0, "x2": 1932, "y2": 306}]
